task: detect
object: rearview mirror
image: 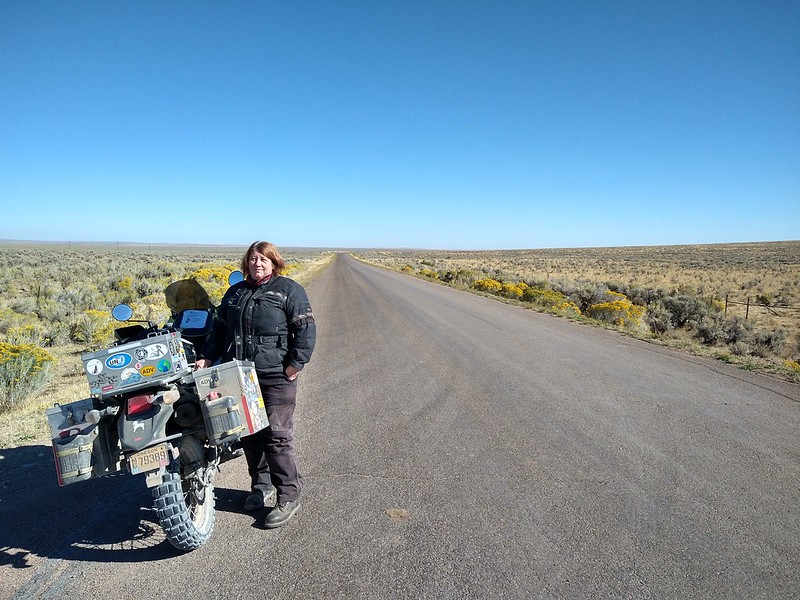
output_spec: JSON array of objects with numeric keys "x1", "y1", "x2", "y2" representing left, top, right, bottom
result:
[{"x1": 111, "y1": 304, "x2": 134, "y2": 322}]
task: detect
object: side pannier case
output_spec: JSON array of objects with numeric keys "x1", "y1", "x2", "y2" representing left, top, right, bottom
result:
[
  {"x1": 46, "y1": 399, "x2": 99, "y2": 486},
  {"x1": 193, "y1": 359, "x2": 269, "y2": 445}
]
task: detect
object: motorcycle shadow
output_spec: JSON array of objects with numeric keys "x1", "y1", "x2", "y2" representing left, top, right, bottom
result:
[
  {"x1": 211, "y1": 486, "x2": 253, "y2": 516},
  {"x1": 0, "y1": 444, "x2": 184, "y2": 567}
]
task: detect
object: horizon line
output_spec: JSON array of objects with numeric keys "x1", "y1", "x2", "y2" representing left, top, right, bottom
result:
[{"x1": 0, "y1": 238, "x2": 798, "y2": 253}]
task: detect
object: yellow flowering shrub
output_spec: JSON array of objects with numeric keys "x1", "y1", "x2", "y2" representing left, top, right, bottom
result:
[
  {"x1": 605, "y1": 290, "x2": 627, "y2": 300},
  {"x1": 556, "y1": 301, "x2": 582, "y2": 317},
  {"x1": 129, "y1": 301, "x2": 171, "y2": 327},
  {"x1": 472, "y1": 278, "x2": 502, "y2": 293},
  {"x1": 73, "y1": 309, "x2": 116, "y2": 345},
  {"x1": 189, "y1": 265, "x2": 234, "y2": 284},
  {"x1": 0, "y1": 342, "x2": 54, "y2": 411},
  {"x1": 500, "y1": 282, "x2": 524, "y2": 299},
  {"x1": 6, "y1": 324, "x2": 48, "y2": 345},
  {"x1": 419, "y1": 269, "x2": 439, "y2": 279},
  {"x1": 521, "y1": 287, "x2": 568, "y2": 307},
  {"x1": 586, "y1": 296, "x2": 646, "y2": 327},
  {"x1": 114, "y1": 276, "x2": 134, "y2": 291},
  {"x1": 785, "y1": 359, "x2": 800, "y2": 381},
  {"x1": 188, "y1": 265, "x2": 239, "y2": 305},
  {"x1": 283, "y1": 263, "x2": 301, "y2": 277}
]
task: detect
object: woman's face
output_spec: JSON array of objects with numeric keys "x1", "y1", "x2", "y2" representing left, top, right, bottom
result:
[{"x1": 248, "y1": 250, "x2": 273, "y2": 280}]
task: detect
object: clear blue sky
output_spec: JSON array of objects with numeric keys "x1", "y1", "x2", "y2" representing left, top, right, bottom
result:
[{"x1": 2, "y1": 1, "x2": 798, "y2": 250}]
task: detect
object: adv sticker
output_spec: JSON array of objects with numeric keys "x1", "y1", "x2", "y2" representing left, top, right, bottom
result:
[{"x1": 140, "y1": 365, "x2": 157, "y2": 377}]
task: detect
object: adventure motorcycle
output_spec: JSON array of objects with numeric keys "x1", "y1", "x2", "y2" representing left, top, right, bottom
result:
[{"x1": 46, "y1": 272, "x2": 268, "y2": 552}]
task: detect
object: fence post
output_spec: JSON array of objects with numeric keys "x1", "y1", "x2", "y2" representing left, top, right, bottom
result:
[
  {"x1": 745, "y1": 297, "x2": 750, "y2": 320},
  {"x1": 724, "y1": 294, "x2": 728, "y2": 317}
]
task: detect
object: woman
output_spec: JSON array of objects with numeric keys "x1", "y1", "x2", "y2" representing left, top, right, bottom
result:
[{"x1": 196, "y1": 241, "x2": 316, "y2": 528}]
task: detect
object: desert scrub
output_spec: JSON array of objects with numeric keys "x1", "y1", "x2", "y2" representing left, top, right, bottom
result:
[
  {"x1": 556, "y1": 301, "x2": 582, "y2": 317},
  {"x1": 0, "y1": 342, "x2": 54, "y2": 412},
  {"x1": 784, "y1": 359, "x2": 800, "y2": 382},
  {"x1": 472, "y1": 278, "x2": 502, "y2": 293},
  {"x1": 660, "y1": 295, "x2": 713, "y2": 328},
  {"x1": 500, "y1": 282, "x2": 525, "y2": 299},
  {"x1": 188, "y1": 264, "x2": 239, "y2": 304},
  {"x1": 283, "y1": 262, "x2": 304, "y2": 277},
  {"x1": 522, "y1": 287, "x2": 570, "y2": 309},
  {"x1": 751, "y1": 328, "x2": 787, "y2": 357},
  {"x1": 71, "y1": 309, "x2": 116, "y2": 346},
  {"x1": 562, "y1": 283, "x2": 613, "y2": 313},
  {"x1": 440, "y1": 269, "x2": 480, "y2": 287},
  {"x1": 586, "y1": 294, "x2": 646, "y2": 328}
]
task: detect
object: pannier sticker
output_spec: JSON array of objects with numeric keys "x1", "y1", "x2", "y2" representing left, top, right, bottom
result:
[
  {"x1": 196, "y1": 376, "x2": 211, "y2": 387},
  {"x1": 106, "y1": 353, "x2": 132, "y2": 369},
  {"x1": 89, "y1": 372, "x2": 118, "y2": 386},
  {"x1": 120, "y1": 368, "x2": 142, "y2": 387},
  {"x1": 140, "y1": 365, "x2": 157, "y2": 377},
  {"x1": 85, "y1": 359, "x2": 103, "y2": 375},
  {"x1": 134, "y1": 348, "x2": 149, "y2": 361},
  {"x1": 145, "y1": 344, "x2": 168, "y2": 359},
  {"x1": 156, "y1": 359, "x2": 172, "y2": 373}
]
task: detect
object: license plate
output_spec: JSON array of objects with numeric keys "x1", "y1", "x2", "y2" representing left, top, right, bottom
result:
[{"x1": 129, "y1": 443, "x2": 170, "y2": 475}]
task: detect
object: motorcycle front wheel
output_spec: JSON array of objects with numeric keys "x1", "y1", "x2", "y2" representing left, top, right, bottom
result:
[{"x1": 152, "y1": 436, "x2": 215, "y2": 551}]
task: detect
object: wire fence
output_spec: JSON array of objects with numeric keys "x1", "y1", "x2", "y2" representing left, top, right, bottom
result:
[{"x1": 724, "y1": 295, "x2": 800, "y2": 320}]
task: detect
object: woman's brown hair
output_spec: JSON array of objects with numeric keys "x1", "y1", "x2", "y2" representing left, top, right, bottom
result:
[{"x1": 241, "y1": 241, "x2": 286, "y2": 277}]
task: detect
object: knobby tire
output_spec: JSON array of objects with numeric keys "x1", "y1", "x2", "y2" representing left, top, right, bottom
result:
[{"x1": 151, "y1": 438, "x2": 215, "y2": 551}]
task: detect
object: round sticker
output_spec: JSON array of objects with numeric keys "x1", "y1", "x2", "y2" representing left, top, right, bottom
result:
[
  {"x1": 140, "y1": 365, "x2": 157, "y2": 377},
  {"x1": 120, "y1": 368, "x2": 142, "y2": 387},
  {"x1": 157, "y1": 359, "x2": 172, "y2": 373},
  {"x1": 85, "y1": 359, "x2": 103, "y2": 375}
]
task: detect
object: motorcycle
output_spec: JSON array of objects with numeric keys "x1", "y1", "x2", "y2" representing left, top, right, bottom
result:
[{"x1": 45, "y1": 271, "x2": 268, "y2": 552}]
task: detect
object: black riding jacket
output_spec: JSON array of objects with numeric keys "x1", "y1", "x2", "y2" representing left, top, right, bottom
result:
[{"x1": 200, "y1": 276, "x2": 316, "y2": 381}]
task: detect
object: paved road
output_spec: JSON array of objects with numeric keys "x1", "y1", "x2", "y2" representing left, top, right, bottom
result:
[{"x1": 3, "y1": 253, "x2": 799, "y2": 599}]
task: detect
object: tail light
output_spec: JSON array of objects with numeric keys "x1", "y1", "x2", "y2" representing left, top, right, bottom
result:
[{"x1": 127, "y1": 394, "x2": 154, "y2": 416}]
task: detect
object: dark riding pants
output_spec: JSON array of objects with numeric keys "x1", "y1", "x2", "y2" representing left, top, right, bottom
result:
[{"x1": 241, "y1": 378, "x2": 302, "y2": 502}]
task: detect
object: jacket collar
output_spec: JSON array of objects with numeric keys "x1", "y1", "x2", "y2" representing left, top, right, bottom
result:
[{"x1": 245, "y1": 273, "x2": 274, "y2": 288}]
